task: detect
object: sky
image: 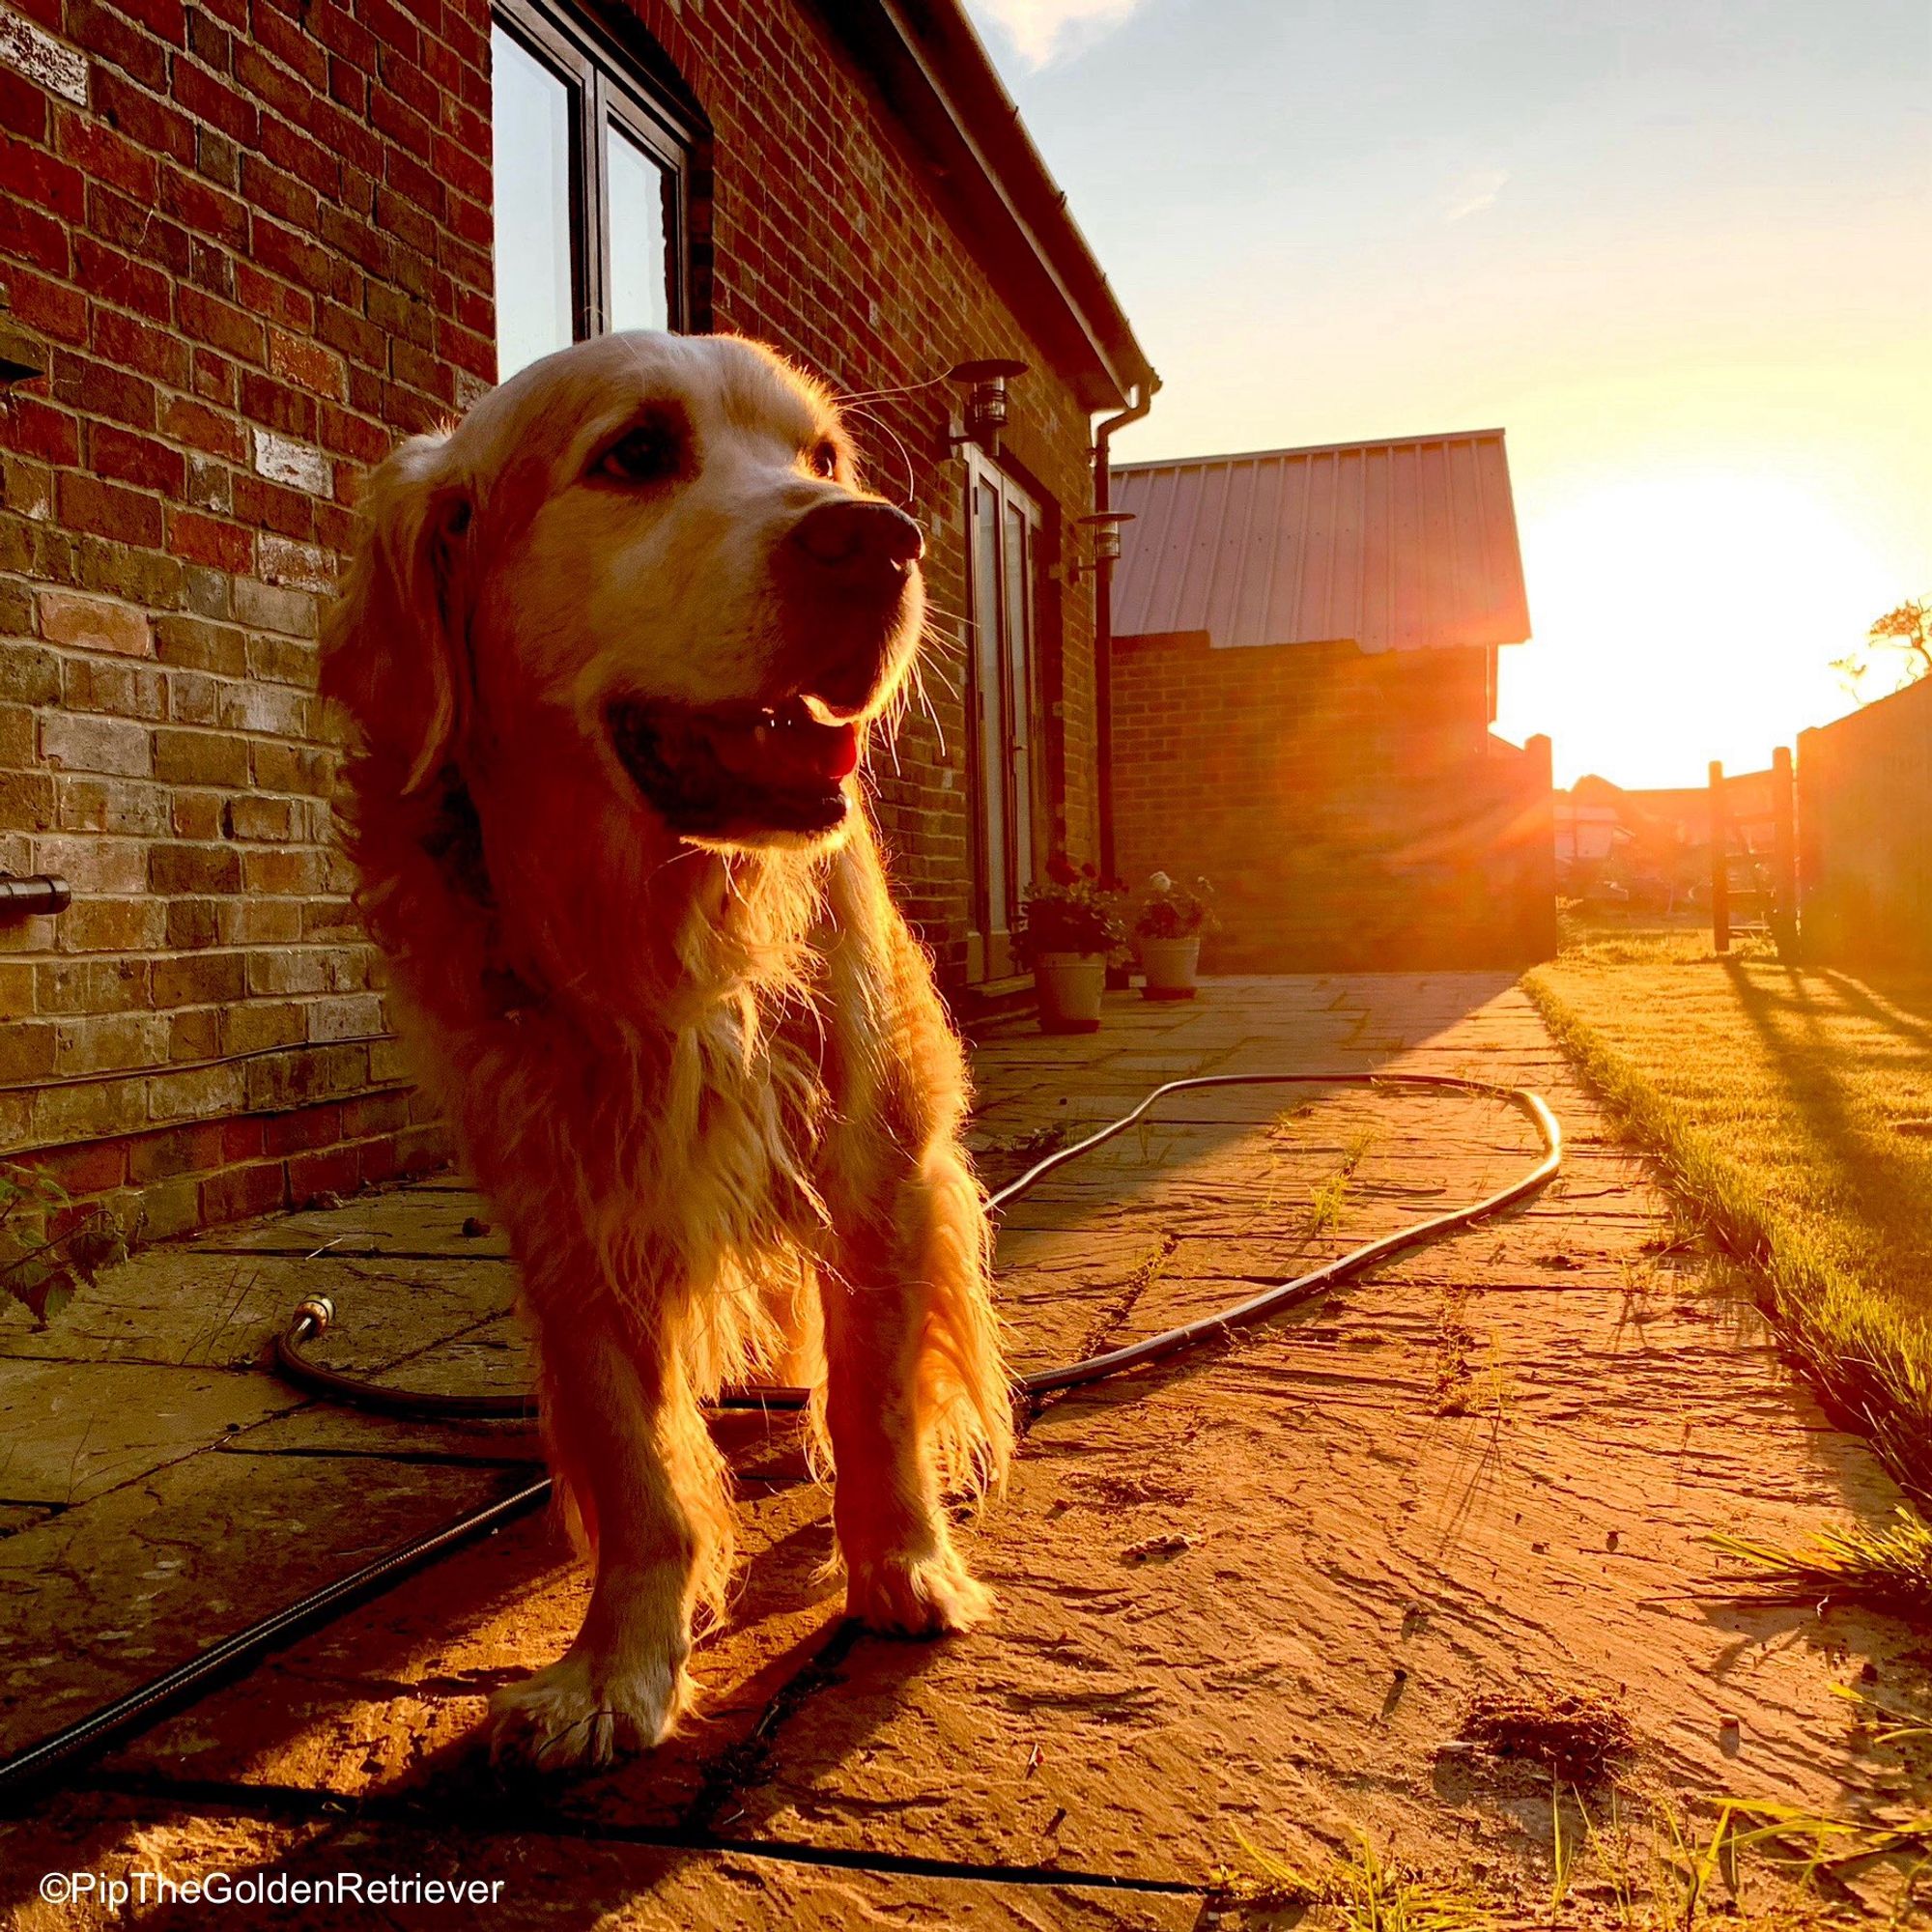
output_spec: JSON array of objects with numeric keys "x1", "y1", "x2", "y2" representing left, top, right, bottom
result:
[{"x1": 962, "y1": 0, "x2": 1931, "y2": 787}]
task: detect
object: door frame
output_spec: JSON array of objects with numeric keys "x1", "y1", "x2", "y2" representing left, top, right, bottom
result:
[{"x1": 963, "y1": 449, "x2": 1045, "y2": 982}]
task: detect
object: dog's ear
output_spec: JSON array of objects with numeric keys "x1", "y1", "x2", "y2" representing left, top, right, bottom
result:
[{"x1": 322, "y1": 433, "x2": 474, "y2": 796}]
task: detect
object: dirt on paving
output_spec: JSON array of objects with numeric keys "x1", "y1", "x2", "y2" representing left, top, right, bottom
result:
[{"x1": 2, "y1": 974, "x2": 1928, "y2": 1928}]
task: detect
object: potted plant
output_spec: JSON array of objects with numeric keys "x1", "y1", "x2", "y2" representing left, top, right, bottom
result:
[
  {"x1": 1014, "y1": 859, "x2": 1125, "y2": 1034},
  {"x1": 1132, "y1": 871, "x2": 1216, "y2": 1000}
]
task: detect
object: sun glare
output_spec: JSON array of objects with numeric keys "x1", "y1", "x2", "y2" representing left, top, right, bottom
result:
[{"x1": 1496, "y1": 470, "x2": 1903, "y2": 790}]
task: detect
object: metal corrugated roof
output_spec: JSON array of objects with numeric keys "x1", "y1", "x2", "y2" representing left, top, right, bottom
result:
[{"x1": 1110, "y1": 430, "x2": 1531, "y2": 653}]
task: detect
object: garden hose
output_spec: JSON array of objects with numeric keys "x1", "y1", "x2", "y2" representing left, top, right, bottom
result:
[{"x1": 0, "y1": 1070, "x2": 1560, "y2": 1805}]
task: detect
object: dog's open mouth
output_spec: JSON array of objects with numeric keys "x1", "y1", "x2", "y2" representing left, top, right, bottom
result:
[{"x1": 607, "y1": 695, "x2": 861, "y2": 838}]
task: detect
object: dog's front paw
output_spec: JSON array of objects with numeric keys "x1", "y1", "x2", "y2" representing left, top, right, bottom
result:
[
  {"x1": 845, "y1": 1547, "x2": 994, "y2": 1636},
  {"x1": 487, "y1": 1648, "x2": 690, "y2": 1773}
]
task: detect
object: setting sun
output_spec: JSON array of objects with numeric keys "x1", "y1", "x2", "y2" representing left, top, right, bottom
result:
[{"x1": 1495, "y1": 469, "x2": 1905, "y2": 787}]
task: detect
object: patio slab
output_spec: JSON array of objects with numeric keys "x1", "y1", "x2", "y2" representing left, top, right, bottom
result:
[{"x1": 1, "y1": 974, "x2": 1926, "y2": 1925}]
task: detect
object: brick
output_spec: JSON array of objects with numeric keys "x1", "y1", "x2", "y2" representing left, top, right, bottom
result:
[
  {"x1": 261, "y1": 1100, "x2": 339, "y2": 1156},
  {"x1": 151, "y1": 948, "x2": 243, "y2": 1007},
  {"x1": 89, "y1": 423, "x2": 186, "y2": 497},
  {"x1": 251, "y1": 427, "x2": 332, "y2": 495},
  {"x1": 162, "y1": 395, "x2": 247, "y2": 464},
  {"x1": 200, "y1": 1156, "x2": 287, "y2": 1223},
  {"x1": 23, "y1": 1135, "x2": 129, "y2": 1196},
  {"x1": 236, "y1": 583, "x2": 319, "y2": 650},
  {"x1": 0, "y1": 1017, "x2": 55, "y2": 1081},
  {"x1": 36, "y1": 591, "x2": 153, "y2": 661},
  {"x1": 146, "y1": 1060, "x2": 245, "y2": 1122},
  {"x1": 0, "y1": 394, "x2": 81, "y2": 467},
  {"x1": 38, "y1": 711, "x2": 151, "y2": 777},
  {"x1": 177, "y1": 283, "x2": 267, "y2": 364},
  {"x1": 0, "y1": 7, "x2": 89, "y2": 103},
  {"x1": 128, "y1": 1118, "x2": 225, "y2": 1182},
  {"x1": 167, "y1": 1006, "x2": 219, "y2": 1059},
  {"x1": 35, "y1": 954, "x2": 149, "y2": 1015},
  {"x1": 52, "y1": 1010, "x2": 171, "y2": 1073},
  {"x1": 56, "y1": 107, "x2": 159, "y2": 201},
  {"x1": 91, "y1": 306, "x2": 192, "y2": 386},
  {"x1": 56, "y1": 471, "x2": 163, "y2": 547},
  {"x1": 170, "y1": 788, "x2": 222, "y2": 840},
  {"x1": 222, "y1": 792, "x2": 298, "y2": 839},
  {"x1": 219, "y1": 997, "x2": 302, "y2": 1055},
  {"x1": 61, "y1": 656, "x2": 164, "y2": 721},
  {"x1": 155, "y1": 612, "x2": 246, "y2": 676},
  {"x1": 266, "y1": 327, "x2": 345, "y2": 400},
  {"x1": 55, "y1": 774, "x2": 170, "y2": 835},
  {"x1": 30, "y1": 1075, "x2": 149, "y2": 1147},
  {"x1": 287, "y1": 1142, "x2": 360, "y2": 1204},
  {"x1": 173, "y1": 56, "x2": 258, "y2": 143},
  {"x1": 135, "y1": 1173, "x2": 203, "y2": 1237},
  {"x1": 0, "y1": 128, "x2": 84, "y2": 220},
  {"x1": 0, "y1": 766, "x2": 55, "y2": 828},
  {"x1": 166, "y1": 508, "x2": 254, "y2": 574},
  {"x1": 256, "y1": 533, "x2": 333, "y2": 591},
  {"x1": 152, "y1": 727, "x2": 249, "y2": 787},
  {"x1": 0, "y1": 641, "x2": 64, "y2": 704},
  {"x1": 148, "y1": 840, "x2": 242, "y2": 894}
]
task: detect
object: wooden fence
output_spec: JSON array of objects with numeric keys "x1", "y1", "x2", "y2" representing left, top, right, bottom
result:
[{"x1": 1795, "y1": 676, "x2": 1932, "y2": 968}]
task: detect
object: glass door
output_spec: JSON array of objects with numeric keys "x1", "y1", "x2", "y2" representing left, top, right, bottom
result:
[{"x1": 965, "y1": 454, "x2": 1043, "y2": 981}]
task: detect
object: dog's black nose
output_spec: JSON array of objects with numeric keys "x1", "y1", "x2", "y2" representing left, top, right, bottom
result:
[{"x1": 789, "y1": 500, "x2": 924, "y2": 581}]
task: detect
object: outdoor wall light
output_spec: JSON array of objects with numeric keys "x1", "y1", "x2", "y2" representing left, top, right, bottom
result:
[
  {"x1": 944, "y1": 357, "x2": 1028, "y2": 459},
  {"x1": 1068, "y1": 510, "x2": 1136, "y2": 582}
]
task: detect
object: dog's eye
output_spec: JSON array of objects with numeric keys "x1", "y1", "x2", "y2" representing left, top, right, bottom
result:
[
  {"x1": 595, "y1": 412, "x2": 687, "y2": 486},
  {"x1": 808, "y1": 440, "x2": 839, "y2": 480}
]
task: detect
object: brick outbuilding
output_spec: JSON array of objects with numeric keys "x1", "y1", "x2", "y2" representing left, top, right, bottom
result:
[
  {"x1": 1108, "y1": 431, "x2": 1555, "y2": 971},
  {"x1": 0, "y1": 0, "x2": 1154, "y2": 1239}
]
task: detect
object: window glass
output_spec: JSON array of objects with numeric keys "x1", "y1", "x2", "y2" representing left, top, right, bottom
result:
[
  {"x1": 606, "y1": 120, "x2": 672, "y2": 333},
  {"x1": 970, "y1": 480, "x2": 1009, "y2": 937},
  {"x1": 492, "y1": 24, "x2": 575, "y2": 381}
]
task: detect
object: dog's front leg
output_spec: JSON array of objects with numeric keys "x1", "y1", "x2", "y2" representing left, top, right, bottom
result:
[
  {"x1": 489, "y1": 1295, "x2": 724, "y2": 1771},
  {"x1": 822, "y1": 1145, "x2": 1006, "y2": 1635}
]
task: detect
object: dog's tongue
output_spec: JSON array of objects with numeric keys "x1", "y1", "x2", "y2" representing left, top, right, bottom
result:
[{"x1": 713, "y1": 709, "x2": 859, "y2": 786}]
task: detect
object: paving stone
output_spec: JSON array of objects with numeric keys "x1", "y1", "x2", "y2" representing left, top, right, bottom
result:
[
  {"x1": 0, "y1": 1361, "x2": 297, "y2": 1507},
  {"x1": 0, "y1": 1452, "x2": 511, "y2": 1758},
  {"x1": 0, "y1": 1792, "x2": 1200, "y2": 1929},
  {"x1": 2, "y1": 974, "x2": 1924, "y2": 1924}
]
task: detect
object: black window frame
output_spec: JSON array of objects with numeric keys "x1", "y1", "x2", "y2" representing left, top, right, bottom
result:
[{"x1": 491, "y1": 0, "x2": 698, "y2": 351}]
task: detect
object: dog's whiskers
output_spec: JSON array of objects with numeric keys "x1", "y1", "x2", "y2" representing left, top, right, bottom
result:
[{"x1": 838, "y1": 405, "x2": 917, "y2": 510}]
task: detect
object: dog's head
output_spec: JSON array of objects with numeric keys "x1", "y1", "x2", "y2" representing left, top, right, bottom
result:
[{"x1": 324, "y1": 332, "x2": 924, "y2": 850}]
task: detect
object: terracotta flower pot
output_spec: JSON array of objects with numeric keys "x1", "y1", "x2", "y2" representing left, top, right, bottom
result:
[
  {"x1": 1138, "y1": 934, "x2": 1202, "y2": 1000},
  {"x1": 1033, "y1": 952, "x2": 1106, "y2": 1033}
]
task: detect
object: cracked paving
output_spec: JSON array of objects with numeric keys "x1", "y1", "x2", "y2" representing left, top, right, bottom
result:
[{"x1": 2, "y1": 975, "x2": 1927, "y2": 1927}]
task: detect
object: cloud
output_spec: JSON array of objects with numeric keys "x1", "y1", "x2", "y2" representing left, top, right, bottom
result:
[
  {"x1": 1444, "y1": 168, "x2": 1510, "y2": 222},
  {"x1": 968, "y1": 0, "x2": 1145, "y2": 68}
]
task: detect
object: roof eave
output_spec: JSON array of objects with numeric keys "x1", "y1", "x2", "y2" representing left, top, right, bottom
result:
[{"x1": 814, "y1": 0, "x2": 1155, "y2": 412}]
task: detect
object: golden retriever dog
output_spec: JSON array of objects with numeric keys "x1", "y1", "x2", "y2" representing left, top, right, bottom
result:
[{"x1": 321, "y1": 331, "x2": 1010, "y2": 1771}]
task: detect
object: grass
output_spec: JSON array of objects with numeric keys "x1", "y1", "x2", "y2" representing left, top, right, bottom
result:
[
  {"x1": 1524, "y1": 925, "x2": 1932, "y2": 1506},
  {"x1": 1305, "y1": 1127, "x2": 1378, "y2": 1235},
  {"x1": 1213, "y1": 1831, "x2": 1484, "y2": 1930},
  {"x1": 1213, "y1": 1792, "x2": 1922, "y2": 1928},
  {"x1": 1709, "y1": 1507, "x2": 1932, "y2": 1618}
]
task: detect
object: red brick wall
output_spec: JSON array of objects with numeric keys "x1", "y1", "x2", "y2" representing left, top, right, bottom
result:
[
  {"x1": 1112, "y1": 631, "x2": 1556, "y2": 971},
  {"x1": 0, "y1": 0, "x2": 1107, "y2": 1241}
]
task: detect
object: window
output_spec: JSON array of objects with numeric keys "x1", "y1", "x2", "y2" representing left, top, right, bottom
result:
[{"x1": 490, "y1": 0, "x2": 696, "y2": 381}]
